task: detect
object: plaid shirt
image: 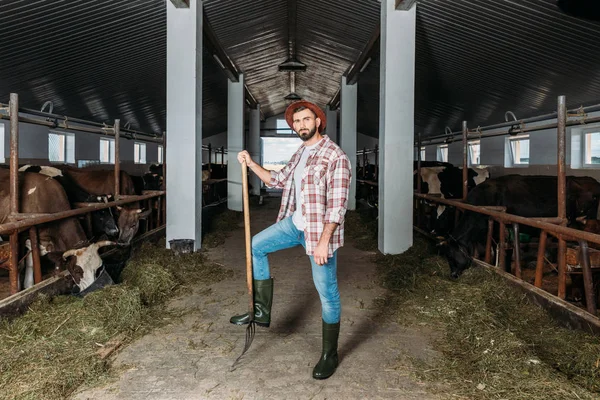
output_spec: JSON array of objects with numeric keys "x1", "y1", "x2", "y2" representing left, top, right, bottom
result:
[{"x1": 268, "y1": 135, "x2": 352, "y2": 257}]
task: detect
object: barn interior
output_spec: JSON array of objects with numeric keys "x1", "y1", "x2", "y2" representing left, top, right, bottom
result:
[{"x1": 1, "y1": 0, "x2": 600, "y2": 399}]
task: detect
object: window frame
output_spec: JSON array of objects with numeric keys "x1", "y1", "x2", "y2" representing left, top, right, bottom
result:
[
  {"x1": 507, "y1": 134, "x2": 530, "y2": 167},
  {"x1": 48, "y1": 131, "x2": 75, "y2": 164},
  {"x1": 0, "y1": 123, "x2": 4, "y2": 164},
  {"x1": 437, "y1": 144, "x2": 448, "y2": 163},
  {"x1": 99, "y1": 137, "x2": 116, "y2": 164},
  {"x1": 468, "y1": 140, "x2": 481, "y2": 167},
  {"x1": 583, "y1": 130, "x2": 600, "y2": 167},
  {"x1": 134, "y1": 141, "x2": 147, "y2": 164}
]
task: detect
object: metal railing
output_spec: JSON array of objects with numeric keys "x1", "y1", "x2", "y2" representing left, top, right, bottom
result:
[
  {"x1": 414, "y1": 95, "x2": 600, "y2": 316},
  {"x1": 0, "y1": 93, "x2": 166, "y2": 296}
]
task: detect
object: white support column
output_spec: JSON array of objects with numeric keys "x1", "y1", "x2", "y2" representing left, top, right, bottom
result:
[
  {"x1": 340, "y1": 76, "x2": 357, "y2": 210},
  {"x1": 248, "y1": 105, "x2": 261, "y2": 196},
  {"x1": 326, "y1": 105, "x2": 338, "y2": 144},
  {"x1": 378, "y1": 0, "x2": 416, "y2": 254},
  {"x1": 166, "y1": 0, "x2": 203, "y2": 250},
  {"x1": 228, "y1": 73, "x2": 245, "y2": 211}
]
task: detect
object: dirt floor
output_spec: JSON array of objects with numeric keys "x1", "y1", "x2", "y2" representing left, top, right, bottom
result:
[{"x1": 72, "y1": 198, "x2": 443, "y2": 400}]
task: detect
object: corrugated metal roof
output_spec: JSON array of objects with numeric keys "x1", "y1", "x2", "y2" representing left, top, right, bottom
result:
[
  {"x1": 203, "y1": 0, "x2": 380, "y2": 117},
  {"x1": 2, "y1": 0, "x2": 600, "y2": 141},
  {"x1": 410, "y1": 0, "x2": 600, "y2": 137},
  {"x1": 0, "y1": 0, "x2": 167, "y2": 135}
]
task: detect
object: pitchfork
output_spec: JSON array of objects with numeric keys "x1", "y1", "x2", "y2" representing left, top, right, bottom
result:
[{"x1": 232, "y1": 159, "x2": 256, "y2": 368}]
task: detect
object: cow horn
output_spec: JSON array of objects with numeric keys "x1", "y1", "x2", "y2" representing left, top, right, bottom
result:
[
  {"x1": 96, "y1": 240, "x2": 116, "y2": 249},
  {"x1": 62, "y1": 249, "x2": 78, "y2": 259}
]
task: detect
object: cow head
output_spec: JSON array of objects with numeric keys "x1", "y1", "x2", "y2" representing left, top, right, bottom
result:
[
  {"x1": 115, "y1": 206, "x2": 151, "y2": 245},
  {"x1": 567, "y1": 179, "x2": 600, "y2": 222},
  {"x1": 438, "y1": 237, "x2": 472, "y2": 279},
  {"x1": 89, "y1": 195, "x2": 119, "y2": 239},
  {"x1": 46, "y1": 241, "x2": 115, "y2": 291},
  {"x1": 142, "y1": 172, "x2": 163, "y2": 190}
]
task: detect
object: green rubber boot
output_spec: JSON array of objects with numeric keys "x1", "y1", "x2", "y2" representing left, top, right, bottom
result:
[
  {"x1": 312, "y1": 320, "x2": 340, "y2": 379},
  {"x1": 230, "y1": 278, "x2": 273, "y2": 327}
]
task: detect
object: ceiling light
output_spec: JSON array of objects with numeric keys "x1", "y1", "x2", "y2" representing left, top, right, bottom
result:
[
  {"x1": 279, "y1": 57, "x2": 306, "y2": 72},
  {"x1": 284, "y1": 92, "x2": 302, "y2": 101}
]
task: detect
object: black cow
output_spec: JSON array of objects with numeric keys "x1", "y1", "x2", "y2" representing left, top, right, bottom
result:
[
  {"x1": 441, "y1": 175, "x2": 600, "y2": 278},
  {"x1": 414, "y1": 163, "x2": 490, "y2": 235}
]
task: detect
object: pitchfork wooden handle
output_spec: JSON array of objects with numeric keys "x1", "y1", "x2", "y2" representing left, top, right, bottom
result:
[{"x1": 241, "y1": 160, "x2": 254, "y2": 316}]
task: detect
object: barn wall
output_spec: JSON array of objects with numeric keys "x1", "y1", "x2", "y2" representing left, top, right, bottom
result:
[
  {"x1": 421, "y1": 111, "x2": 600, "y2": 183},
  {"x1": 0, "y1": 117, "x2": 160, "y2": 177},
  {"x1": 357, "y1": 132, "x2": 378, "y2": 165},
  {"x1": 202, "y1": 130, "x2": 227, "y2": 164}
]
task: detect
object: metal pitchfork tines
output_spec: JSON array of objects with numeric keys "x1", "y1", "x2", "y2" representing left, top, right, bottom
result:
[{"x1": 231, "y1": 159, "x2": 256, "y2": 369}]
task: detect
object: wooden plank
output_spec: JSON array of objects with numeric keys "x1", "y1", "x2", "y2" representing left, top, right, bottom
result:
[
  {"x1": 472, "y1": 259, "x2": 600, "y2": 335},
  {"x1": 0, "y1": 271, "x2": 72, "y2": 318}
]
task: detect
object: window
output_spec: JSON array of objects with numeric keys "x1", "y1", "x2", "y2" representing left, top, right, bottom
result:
[
  {"x1": 420, "y1": 147, "x2": 426, "y2": 161},
  {"x1": 48, "y1": 132, "x2": 75, "y2": 163},
  {"x1": 158, "y1": 145, "x2": 164, "y2": 164},
  {"x1": 584, "y1": 131, "x2": 600, "y2": 165},
  {"x1": 437, "y1": 144, "x2": 448, "y2": 162},
  {"x1": 276, "y1": 119, "x2": 294, "y2": 135},
  {"x1": 508, "y1": 135, "x2": 530, "y2": 166},
  {"x1": 99, "y1": 138, "x2": 115, "y2": 164},
  {"x1": 134, "y1": 142, "x2": 146, "y2": 164},
  {"x1": 0, "y1": 123, "x2": 4, "y2": 163},
  {"x1": 261, "y1": 137, "x2": 302, "y2": 172},
  {"x1": 468, "y1": 140, "x2": 481, "y2": 166}
]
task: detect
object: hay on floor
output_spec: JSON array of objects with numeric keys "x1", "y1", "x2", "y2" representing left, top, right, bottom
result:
[{"x1": 346, "y1": 209, "x2": 600, "y2": 399}]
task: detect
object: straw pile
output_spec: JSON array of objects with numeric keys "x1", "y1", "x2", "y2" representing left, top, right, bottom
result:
[
  {"x1": 0, "y1": 213, "x2": 235, "y2": 400},
  {"x1": 346, "y1": 208, "x2": 600, "y2": 399}
]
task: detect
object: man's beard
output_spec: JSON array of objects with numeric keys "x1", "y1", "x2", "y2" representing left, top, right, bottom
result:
[{"x1": 297, "y1": 126, "x2": 317, "y2": 142}]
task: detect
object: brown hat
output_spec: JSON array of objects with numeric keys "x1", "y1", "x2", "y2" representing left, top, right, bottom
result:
[{"x1": 285, "y1": 100, "x2": 327, "y2": 133}]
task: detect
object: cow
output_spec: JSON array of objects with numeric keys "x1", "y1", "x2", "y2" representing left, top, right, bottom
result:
[
  {"x1": 131, "y1": 164, "x2": 164, "y2": 195},
  {"x1": 47, "y1": 240, "x2": 115, "y2": 292},
  {"x1": 18, "y1": 165, "x2": 119, "y2": 240},
  {"x1": 441, "y1": 175, "x2": 600, "y2": 279},
  {"x1": 0, "y1": 169, "x2": 95, "y2": 288},
  {"x1": 414, "y1": 162, "x2": 490, "y2": 235},
  {"x1": 56, "y1": 166, "x2": 151, "y2": 245}
]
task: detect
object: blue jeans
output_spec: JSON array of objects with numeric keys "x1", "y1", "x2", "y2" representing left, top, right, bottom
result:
[{"x1": 252, "y1": 217, "x2": 340, "y2": 324}]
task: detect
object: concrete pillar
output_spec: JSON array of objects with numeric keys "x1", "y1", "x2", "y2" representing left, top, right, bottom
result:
[
  {"x1": 326, "y1": 105, "x2": 338, "y2": 144},
  {"x1": 340, "y1": 76, "x2": 357, "y2": 210},
  {"x1": 165, "y1": 0, "x2": 203, "y2": 250},
  {"x1": 228, "y1": 73, "x2": 245, "y2": 211},
  {"x1": 248, "y1": 105, "x2": 261, "y2": 196},
  {"x1": 378, "y1": 0, "x2": 416, "y2": 254}
]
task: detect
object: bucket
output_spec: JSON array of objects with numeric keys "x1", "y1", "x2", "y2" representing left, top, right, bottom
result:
[
  {"x1": 169, "y1": 239, "x2": 195, "y2": 256},
  {"x1": 73, "y1": 266, "x2": 114, "y2": 297}
]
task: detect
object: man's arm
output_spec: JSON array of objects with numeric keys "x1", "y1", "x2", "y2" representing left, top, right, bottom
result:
[
  {"x1": 313, "y1": 155, "x2": 352, "y2": 266},
  {"x1": 237, "y1": 150, "x2": 273, "y2": 185},
  {"x1": 313, "y1": 223, "x2": 339, "y2": 266},
  {"x1": 237, "y1": 150, "x2": 294, "y2": 189}
]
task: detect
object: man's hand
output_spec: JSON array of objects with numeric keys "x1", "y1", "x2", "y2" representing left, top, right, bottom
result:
[
  {"x1": 237, "y1": 150, "x2": 255, "y2": 167},
  {"x1": 313, "y1": 242, "x2": 329, "y2": 266}
]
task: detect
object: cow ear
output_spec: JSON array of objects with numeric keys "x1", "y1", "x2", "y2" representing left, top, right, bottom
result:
[
  {"x1": 116, "y1": 206, "x2": 123, "y2": 211},
  {"x1": 138, "y1": 209, "x2": 152, "y2": 219}
]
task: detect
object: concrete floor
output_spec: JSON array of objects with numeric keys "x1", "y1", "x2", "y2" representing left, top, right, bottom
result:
[{"x1": 73, "y1": 199, "x2": 442, "y2": 400}]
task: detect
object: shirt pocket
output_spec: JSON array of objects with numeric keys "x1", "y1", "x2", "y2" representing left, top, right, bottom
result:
[{"x1": 310, "y1": 163, "x2": 328, "y2": 187}]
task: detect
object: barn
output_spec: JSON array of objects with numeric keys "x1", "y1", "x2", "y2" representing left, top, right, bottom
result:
[{"x1": 0, "y1": 0, "x2": 599, "y2": 398}]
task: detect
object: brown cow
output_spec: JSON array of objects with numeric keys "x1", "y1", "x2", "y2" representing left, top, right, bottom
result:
[
  {"x1": 57, "y1": 166, "x2": 150, "y2": 245},
  {"x1": 0, "y1": 169, "x2": 88, "y2": 288}
]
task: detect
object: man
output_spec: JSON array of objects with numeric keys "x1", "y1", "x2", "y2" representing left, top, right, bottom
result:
[{"x1": 231, "y1": 100, "x2": 352, "y2": 379}]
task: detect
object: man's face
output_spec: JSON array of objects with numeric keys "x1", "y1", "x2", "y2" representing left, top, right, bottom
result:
[{"x1": 292, "y1": 109, "x2": 321, "y2": 142}]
